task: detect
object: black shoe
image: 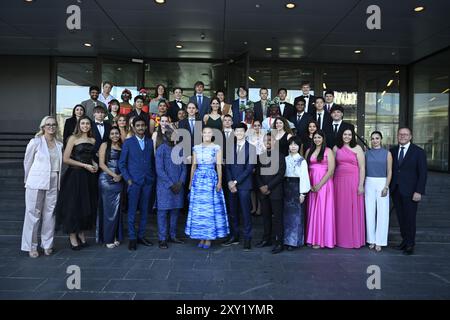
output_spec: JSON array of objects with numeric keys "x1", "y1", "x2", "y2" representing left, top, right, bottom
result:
[
  {"x1": 285, "y1": 245, "x2": 294, "y2": 251},
  {"x1": 222, "y1": 237, "x2": 239, "y2": 247},
  {"x1": 69, "y1": 239, "x2": 80, "y2": 251},
  {"x1": 243, "y1": 240, "x2": 251, "y2": 251},
  {"x1": 394, "y1": 242, "x2": 407, "y2": 250},
  {"x1": 272, "y1": 244, "x2": 284, "y2": 254},
  {"x1": 255, "y1": 240, "x2": 272, "y2": 248},
  {"x1": 76, "y1": 235, "x2": 89, "y2": 248},
  {"x1": 128, "y1": 239, "x2": 137, "y2": 251},
  {"x1": 137, "y1": 238, "x2": 153, "y2": 247},
  {"x1": 159, "y1": 241, "x2": 168, "y2": 249},
  {"x1": 403, "y1": 246, "x2": 414, "y2": 255},
  {"x1": 168, "y1": 237, "x2": 184, "y2": 244}
]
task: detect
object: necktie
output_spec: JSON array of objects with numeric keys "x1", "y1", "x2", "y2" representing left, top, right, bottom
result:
[
  {"x1": 189, "y1": 119, "x2": 194, "y2": 133},
  {"x1": 197, "y1": 95, "x2": 202, "y2": 107},
  {"x1": 334, "y1": 124, "x2": 338, "y2": 134},
  {"x1": 317, "y1": 113, "x2": 322, "y2": 129},
  {"x1": 399, "y1": 146, "x2": 405, "y2": 165},
  {"x1": 237, "y1": 144, "x2": 242, "y2": 154},
  {"x1": 225, "y1": 131, "x2": 230, "y2": 139},
  {"x1": 297, "y1": 114, "x2": 302, "y2": 123},
  {"x1": 139, "y1": 139, "x2": 144, "y2": 151},
  {"x1": 327, "y1": 104, "x2": 330, "y2": 112}
]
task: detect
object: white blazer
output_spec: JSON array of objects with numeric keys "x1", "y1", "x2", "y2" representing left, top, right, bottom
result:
[{"x1": 24, "y1": 136, "x2": 63, "y2": 190}]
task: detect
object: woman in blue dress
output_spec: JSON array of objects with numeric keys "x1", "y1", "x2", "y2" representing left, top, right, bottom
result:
[{"x1": 185, "y1": 126, "x2": 229, "y2": 249}]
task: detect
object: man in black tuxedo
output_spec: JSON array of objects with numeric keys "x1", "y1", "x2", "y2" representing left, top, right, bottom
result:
[
  {"x1": 390, "y1": 127, "x2": 427, "y2": 255},
  {"x1": 168, "y1": 87, "x2": 186, "y2": 122},
  {"x1": 189, "y1": 81, "x2": 210, "y2": 119},
  {"x1": 324, "y1": 90, "x2": 340, "y2": 113},
  {"x1": 92, "y1": 106, "x2": 112, "y2": 157},
  {"x1": 277, "y1": 88, "x2": 295, "y2": 121},
  {"x1": 253, "y1": 87, "x2": 269, "y2": 122},
  {"x1": 293, "y1": 97, "x2": 313, "y2": 137},
  {"x1": 327, "y1": 105, "x2": 355, "y2": 148},
  {"x1": 255, "y1": 133, "x2": 286, "y2": 254},
  {"x1": 231, "y1": 86, "x2": 249, "y2": 125},
  {"x1": 293, "y1": 81, "x2": 316, "y2": 114},
  {"x1": 312, "y1": 97, "x2": 332, "y2": 135}
]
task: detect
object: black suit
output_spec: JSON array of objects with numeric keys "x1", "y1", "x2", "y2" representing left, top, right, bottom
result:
[
  {"x1": 127, "y1": 109, "x2": 150, "y2": 132},
  {"x1": 255, "y1": 150, "x2": 286, "y2": 244},
  {"x1": 63, "y1": 117, "x2": 77, "y2": 149},
  {"x1": 327, "y1": 121, "x2": 355, "y2": 148},
  {"x1": 312, "y1": 109, "x2": 333, "y2": 136},
  {"x1": 278, "y1": 102, "x2": 296, "y2": 122},
  {"x1": 92, "y1": 121, "x2": 112, "y2": 154},
  {"x1": 293, "y1": 112, "x2": 313, "y2": 137},
  {"x1": 390, "y1": 143, "x2": 427, "y2": 247},
  {"x1": 324, "y1": 102, "x2": 340, "y2": 113},
  {"x1": 168, "y1": 100, "x2": 186, "y2": 122},
  {"x1": 253, "y1": 101, "x2": 266, "y2": 123},
  {"x1": 294, "y1": 94, "x2": 316, "y2": 114}
]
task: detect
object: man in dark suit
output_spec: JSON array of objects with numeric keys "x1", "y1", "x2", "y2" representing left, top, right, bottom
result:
[
  {"x1": 223, "y1": 123, "x2": 256, "y2": 250},
  {"x1": 168, "y1": 87, "x2": 186, "y2": 122},
  {"x1": 312, "y1": 97, "x2": 332, "y2": 135},
  {"x1": 91, "y1": 106, "x2": 112, "y2": 157},
  {"x1": 231, "y1": 86, "x2": 249, "y2": 125},
  {"x1": 390, "y1": 127, "x2": 427, "y2": 255},
  {"x1": 293, "y1": 81, "x2": 316, "y2": 114},
  {"x1": 277, "y1": 88, "x2": 296, "y2": 121},
  {"x1": 127, "y1": 95, "x2": 150, "y2": 134},
  {"x1": 324, "y1": 90, "x2": 340, "y2": 113},
  {"x1": 119, "y1": 116, "x2": 156, "y2": 251},
  {"x1": 253, "y1": 87, "x2": 269, "y2": 122},
  {"x1": 189, "y1": 81, "x2": 210, "y2": 119},
  {"x1": 327, "y1": 105, "x2": 355, "y2": 148},
  {"x1": 293, "y1": 97, "x2": 313, "y2": 137},
  {"x1": 255, "y1": 133, "x2": 286, "y2": 254}
]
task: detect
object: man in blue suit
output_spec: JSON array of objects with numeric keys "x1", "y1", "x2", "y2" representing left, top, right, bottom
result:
[
  {"x1": 231, "y1": 86, "x2": 249, "y2": 126},
  {"x1": 390, "y1": 127, "x2": 427, "y2": 255},
  {"x1": 223, "y1": 123, "x2": 256, "y2": 250},
  {"x1": 119, "y1": 116, "x2": 156, "y2": 250},
  {"x1": 189, "y1": 81, "x2": 210, "y2": 119}
]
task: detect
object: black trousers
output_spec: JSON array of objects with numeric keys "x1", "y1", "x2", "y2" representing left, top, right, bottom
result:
[
  {"x1": 259, "y1": 193, "x2": 284, "y2": 245},
  {"x1": 392, "y1": 189, "x2": 418, "y2": 247}
]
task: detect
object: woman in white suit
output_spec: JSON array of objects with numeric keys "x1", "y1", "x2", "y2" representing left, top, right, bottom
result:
[{"x1": 21, "y1": 116, "x2": 63, "y2": 258}]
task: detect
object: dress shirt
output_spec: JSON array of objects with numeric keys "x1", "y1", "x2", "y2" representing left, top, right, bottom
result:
[{"x1": 284, "y1": 153, "x2": 311, "y2": 194}]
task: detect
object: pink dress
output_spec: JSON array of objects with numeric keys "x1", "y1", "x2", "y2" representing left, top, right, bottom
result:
[
  {"x1": 334, "y1": 146, "x2": 365, "y2": 248},
  {"x1": 306, "y1": 148, "x2": 336, "y2": 248}
]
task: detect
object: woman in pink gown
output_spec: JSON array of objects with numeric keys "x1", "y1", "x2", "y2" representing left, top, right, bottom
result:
[
  {"x1": 333, "y1": 128, "x2": 366, "y2": 248},
  {"x1": 305, "y1": 130, "x2": 336, "y2": 249}
]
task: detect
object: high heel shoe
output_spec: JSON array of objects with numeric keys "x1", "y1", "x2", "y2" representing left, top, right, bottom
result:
[
  {"x1": 202, "y1": 243, "x2": 211, "y2": 249},
  {"x1": 197, "y1": 242, "x2": 204, "y2": 248},
  {"x1": 76, "y1": 234, "x2": 89, "y2": 248},
  {"x1": 69, "y1": 239, "x2": 80, "y2": 251}
]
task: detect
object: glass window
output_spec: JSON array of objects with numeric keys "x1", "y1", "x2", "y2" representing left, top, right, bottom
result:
[
  {"x1": 365, "y1": 69, "x2": 400, "y2": 147},
  {"x1": 101, "y1": 63, "x2": 140, "y2": 103},
  {"x1": 56, "y1": 62, "x2": 96, "y2": 136},
  {"x1": 278, "y1": 66, "x2": 315, "y2": 103},
  {"x1": 323, "y1": 67, "x2": 358, "y2": 128},
  {"x1": 412, "y1": 49, "x2": 450, "y2": 171}
]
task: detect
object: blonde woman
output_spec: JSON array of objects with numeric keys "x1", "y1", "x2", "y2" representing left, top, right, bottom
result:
[{"x1": 22, "y1": 116, "x2": 63, "y2": 258}]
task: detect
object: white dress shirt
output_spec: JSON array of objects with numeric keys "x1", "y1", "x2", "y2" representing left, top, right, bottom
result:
[
  {"x1": 332, "y1": 120, "x2": 343, "y2": 133},
  {"x1": 284, "y1": 153, "x2": 311, "y2": 194},
  {"x1": 316, "y1": 111, "x2": 325, "y2": 130},
  {"x1": 96, "y1": 121, "x2": 105, "y2": 138},
  {"x1": 98, "y1": 93, "x2": 115, "y2": 106},
  {"x1": 398, "y1": 142, "x2": 411, "y2": 159}
]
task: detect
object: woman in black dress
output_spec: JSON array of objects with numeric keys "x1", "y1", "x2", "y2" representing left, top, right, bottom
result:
[
  {"x1": 55, "y1": 115, "x2": 98, "y2": 250},
  {"x1": 63, "y1": 105, "x2": 85, "y2": 148},
  {"x1": 272, "y1": 116, "x2": 293, "y2": 157}
]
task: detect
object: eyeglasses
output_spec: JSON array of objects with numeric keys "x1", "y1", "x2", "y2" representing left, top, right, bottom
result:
[{"x1": 44, "y1": 124, "x2": 57, "y2": 127}]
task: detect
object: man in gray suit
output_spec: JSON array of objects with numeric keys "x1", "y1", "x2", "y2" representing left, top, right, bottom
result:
[
  {"x1": 81, "y1": 85, "x2": 107, "y2": 120},
  {"x1": 189, "y1": 81, "x2": 210, "y2": 119}
]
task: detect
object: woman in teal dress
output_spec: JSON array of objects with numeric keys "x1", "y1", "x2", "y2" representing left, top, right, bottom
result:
[
  {"x1": 185, "y1": 126, "x2": 229, "y2": 249},
  {"x1": 203, "y1": 97, "x2": 223, "y2": 131}
]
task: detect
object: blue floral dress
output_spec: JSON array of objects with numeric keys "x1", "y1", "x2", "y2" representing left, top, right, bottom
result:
[{"x1": 185, "y1": 144, "x2": 229, "y2": 240}]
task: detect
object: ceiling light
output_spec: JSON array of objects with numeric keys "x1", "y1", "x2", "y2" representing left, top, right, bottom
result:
[
  {"x1": 84, "y1": 43, "x2": 92, "y2": 47},
  {"x1": 155, "y1": 0, "x2": 166, "y2": 4},
  {"x1": 175, "y1": 44, "x2": 183, "y2": 49},
  {"x1": 377, "y1": 99, "x2": 382, "y2": 103},
  {"x1": 354, "y1": 49, "x2": 362, "y2": 54},
  {"x1": 381, "y1": 90, "x2": 386, "y2": 96},
  {"x1": 414, "y1": 6, "x2": 425, "y2": 12},
  {"x1": 429, "y1": 97, "x2": 436, "y2": 102},
  {"x1": 395, "y1": 70, "x2": 400, "y2": 74},
  {"x1": 25, "y1": 0, "x2": 33, "y2": 2},
  {"x1": 322, "y1": 83, "x2": 327, "y2": 89},
  {"x1": 248, "y1": 76, "x2": 256, "y2": 82},
  {"x1": 442, "y1": 88, "x2": 450, "y2": 94},
  {"x1": 265, "y1": 47, "x2": 272, "y2": 51},
  {"x1": 286, "y1": 3, "x2": 296, "y2": 9},
  {"x1": 387, "y1": 80, "x2": 394, "y2": 87}
]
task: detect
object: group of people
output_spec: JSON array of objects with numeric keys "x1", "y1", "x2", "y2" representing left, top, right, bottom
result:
[{"x1": 20, "y1": 80, "x2": 428, "y2": 258}]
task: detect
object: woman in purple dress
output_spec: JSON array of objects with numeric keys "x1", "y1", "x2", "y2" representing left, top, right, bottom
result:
[
  {"x1": 305, "y1": 130, "x2": 336, "y2": 249},
  {"x1": 333, "y1": 128, "x2": 366, "y2": 249}
]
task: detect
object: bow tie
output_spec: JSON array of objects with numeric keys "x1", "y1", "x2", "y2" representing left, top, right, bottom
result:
[
  {"x1": 176, "y1": 100, "x2": 181, "y2": 103},
  {"x1": 96, "y1": 122, "x2": 104, "y2": 126},
  {"x1": 303, "y1": 95, "x2": 309, "y2": 98}
]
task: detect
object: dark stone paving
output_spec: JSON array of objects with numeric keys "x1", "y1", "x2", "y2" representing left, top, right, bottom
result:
[{"x1": 1, "y1": 231, "x2": 450, "y2": 300}]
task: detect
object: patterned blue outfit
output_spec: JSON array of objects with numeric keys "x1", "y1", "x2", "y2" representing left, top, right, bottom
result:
[{"x1": 185, "y1": 144, "x2": 229, "y2": 240}]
